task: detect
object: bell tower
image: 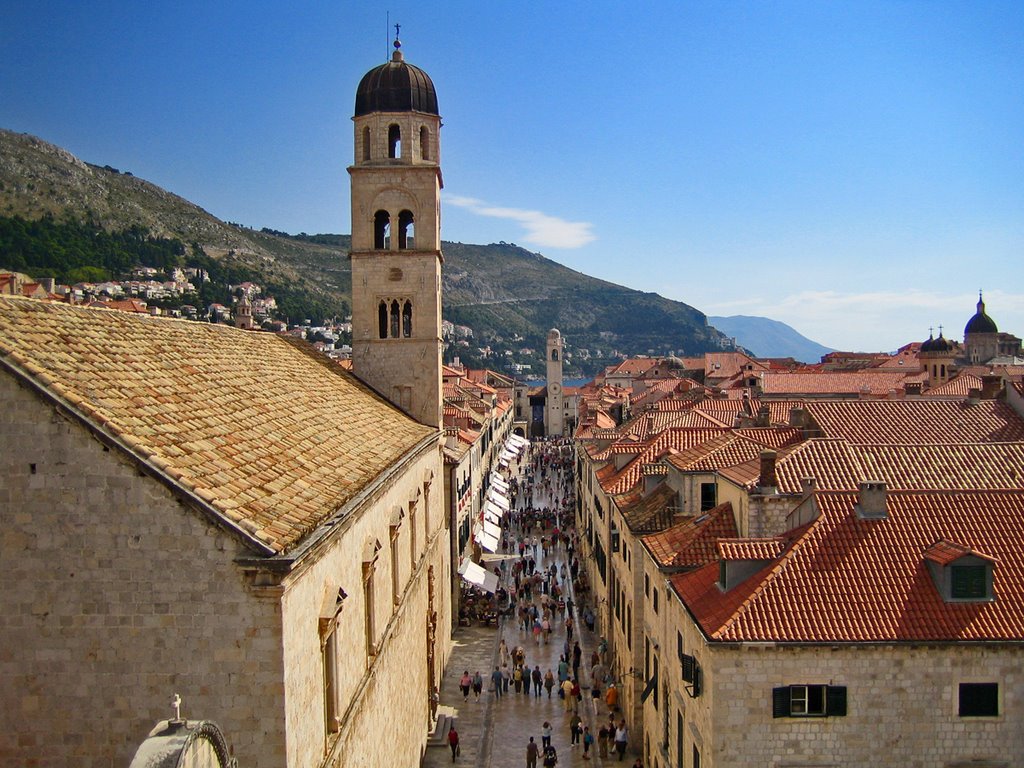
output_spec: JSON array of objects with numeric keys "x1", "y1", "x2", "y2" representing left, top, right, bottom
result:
[
  {"x1": 545, "y1": 328, "x2": 565, "y2": 437},
  {"x1": 349, "y1": 32, "x2": 443, "y2": 428}
]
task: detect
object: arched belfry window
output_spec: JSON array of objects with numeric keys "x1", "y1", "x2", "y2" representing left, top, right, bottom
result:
[
  {"x1": 378, "y1": 297, "x2": 413, "y2": 339},
  {"x1": 388, "y1": 124, "x2": 401, "y2": 159},
  {"x1": 552, "y1": 349, "x2": 559, "y2": 362},
  {"x1": 398, "y1": 210, "x2": 415, "y2": 250},
  {"x1": 362, "y1": 126, "x2": 371, "y2": 162},
  {"x1": 402, "y1": 300, "x2": 413, "y2": 337},
  {"x1": 374, "y1": 210, "x2": 391, "y2": 250},
  {"x1": 420, "y1": 126, "x2": 430, "y2": 161},
  {"x1": 390, "y1": 300, "x2": 401, "y2": 339},
  {"x1": 378, "y1": 301, "x2": 388, "y2": 339}
]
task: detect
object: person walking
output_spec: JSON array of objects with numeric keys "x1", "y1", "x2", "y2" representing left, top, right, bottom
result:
[
  {"x1": 491, "y1": 666, "x2": 504, "y2": 698},
  {"x1": 472, "y1": 670, "x2": 483, "y2": 701},
  {"x1": 582, "y1": 727, "x2": 594, "y2": 760},
  {"x1": 569, "y1": 713, "x2": 582, "y2": 746},
  {"x1": 527, "y1": 737, "x2": 540, "y2": 768},
  {"x1": 459, "y1": 671, "x2": 472, "y2": 701},
  {"x1": 544, "y1": 669, "x2": 555, "y2": 698},
  {"x1": 561, "y1": 678, "x2": 575, "y2": 711},
  {"x1": 614, "y1": 721, "x2": 629, "y2": 761},
  {"x1": 605, "y1": 683, "x2": 618, "y2": 714},
  {"x1": 523, "y1": 666, "x2": 532, "y2": 696},
  {"x1": 542, "y1": 721, "x2": 553, "y2": 749},
  {"x1": 532, "y1": 665, "x2": 543, "y2": 697},
  {"x1": 598, "y1": 724, "x2": 609, "y2": 758},
  {"x1": 448, "y1": 726, "x2": 460, "y2": 762}
]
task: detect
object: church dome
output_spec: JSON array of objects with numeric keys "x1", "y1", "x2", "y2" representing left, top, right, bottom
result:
[
  {"x1": 355, "y1": 44, "x2": 438, "y2": 117},
  {"x1": 964, "y1": 292, "x2": 998, "y2": 336},
  {"x1": 921, "y1": 332, "x2": 952, "y2": 353}
]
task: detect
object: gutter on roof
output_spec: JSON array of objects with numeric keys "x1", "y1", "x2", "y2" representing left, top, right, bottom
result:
[{"x1": 0, "y1": 353, "x2": 277, "y2": 557}]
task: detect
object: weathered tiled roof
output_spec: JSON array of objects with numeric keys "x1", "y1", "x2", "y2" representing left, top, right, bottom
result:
[
  {"x1": 616, "y1": 481, "x2": 677, "y2": 533},
  {"x1": 642, "y1": 502, "x2": 738, "y2": 569},
  {"x1": 0, "y1": 297, "x2": 434, "y2": 555},
  {"x1": 760, "y1": 371, "x2": 909, "y2": 396},
  {"x1": 671, "y1": 489, "x2": 1024, "y2": 642},
  {"x1": 718, "y1": 438, "x2": 1024, "y2": 494},
  {"x1": 804, "y1": 399, "x2": 1024, "y2": 444}
]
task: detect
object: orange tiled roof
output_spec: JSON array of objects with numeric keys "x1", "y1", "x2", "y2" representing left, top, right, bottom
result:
[
  {"x1": 718, "y1": 538, "x2": 785, "y2": 560},
  {"x1": 0, "y1": 296, "x2": 434, "y2": 554},
  {"x1": 805, "y1": 399, "x2": 1024, "y2": 444},
  {"x1": 672, "y1": 489, "x2": 1024, "y2": 642},
  {"x1": 924, "y1": 372, "x2": 982, "y2": 397},
  {"x1": 642, "y1": 502, "x2": 738, "y2": 569},
  {"x1": 760, "y1": 371, "x2": 909, "y2": 396}
]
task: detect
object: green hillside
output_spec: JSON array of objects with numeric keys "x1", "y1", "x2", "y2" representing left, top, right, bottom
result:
[{"x1": 0, "y1": 128, "x2": 734, "y2": 375}]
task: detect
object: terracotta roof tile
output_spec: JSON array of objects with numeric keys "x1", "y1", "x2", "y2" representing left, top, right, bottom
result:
[
  {"x1": 805, "y1": 399, "x2": 1024, "y2": 444},
  {"x1": 641, "y1": 502, "x2": 738, "y2": 568},
  {"x1": 760, "y1": 371, "x2": 909, "y2": 396},
  {"x1": 0, "y1": 297, "x2": 434, "y2": 554},
  {"x1": 672, "y1": 489, "x2": 1024, "y2": 642}
]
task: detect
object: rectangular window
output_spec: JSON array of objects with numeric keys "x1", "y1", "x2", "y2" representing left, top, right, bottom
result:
[
  {"x1": 959, "y1": 683, "x2": 998, "y2": 717},
  {"x1": 772, "y1": 685, "x2": 846, "y2": 718},
  {"x1": 677, "y1": 631, "x2": 683, "y2": 662},
  {"x1": 699, "y1": 482, "x2": 716, "y2": 512},
  {"x1": 676, "y1": 711, "x2": 683, "y2": 768},
  {"x1": 653, "y1": 587, "x2": 659, "y2": 614},
  {"x1": 951, "y1": 565, "x2": 987, "y2": 599},
  {"x1": 653, "y1": 654, "x2": 660, "y2": 710},
  {"x1": 692, "y1": 745, "x2": 700, "y2": 768},
  {"x1": 409, "y1": 501, "x2": 418, "y2": 568},
  {"x1": 645, "y1": 573, "x2": 650, "y2": 598},
  {"x1": 322, "y1": 628, "x2": 339, "y2": 734}
]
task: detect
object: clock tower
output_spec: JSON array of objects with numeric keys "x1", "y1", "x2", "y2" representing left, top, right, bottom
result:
[{"x1": 545, "y1": 328, "x2": 564, "y2": 437}]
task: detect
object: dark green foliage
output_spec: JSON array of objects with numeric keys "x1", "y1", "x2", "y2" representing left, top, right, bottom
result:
[{"x1": 0, "y1": 215, "x2": 185, "y2": 281}]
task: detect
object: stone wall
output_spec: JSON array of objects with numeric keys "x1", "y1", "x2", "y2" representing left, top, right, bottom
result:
[{"x1": 0, "y1": 374, "x2": 285, "y2": 767}]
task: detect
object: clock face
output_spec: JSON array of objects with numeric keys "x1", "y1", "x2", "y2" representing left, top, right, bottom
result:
[{"x1": 550, "y1": 383, "x2": 560, "y2": 395}]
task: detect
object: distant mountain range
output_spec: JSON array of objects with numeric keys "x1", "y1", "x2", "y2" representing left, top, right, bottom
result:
[
  {"x1": 708, "y1": 315, "x2": 833, "y2": 363},
  {"x1": 0, "y1": 128, "x2": 828, "y2": 375}
]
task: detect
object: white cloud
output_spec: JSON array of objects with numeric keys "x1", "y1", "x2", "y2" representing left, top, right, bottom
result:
[{"x1": 445, "y1": 194, "x2": 596, "y2": 249}]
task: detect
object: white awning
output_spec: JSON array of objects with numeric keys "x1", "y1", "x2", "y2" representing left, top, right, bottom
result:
[
  {"x1": 490, "y1": 474, "x2": 509, "y2": 490},
  {"x1": 499, "y1": 448, "x2": 517, "y2": 462},
  {"x1": 484, "y1": 505, "x2": 503, "y2": 524},
  {"x1": 507, "y1": 433, "x2": 529, "y2": 448},
  {"x1": 474, "y1": 529, "x2": 500, "y2": 553},
  {"x1": 458, "y1": 559, "x2": 499, "y2": 592},
  {"x1": 485, "y1": 500, "x2": 505, "y2": 520},
  {"x1": 483, "y1": 519, "x2": 501, "y2": 539},
  {"x1": 487, "y1": 490, "x2": 510, "y2": 511}
]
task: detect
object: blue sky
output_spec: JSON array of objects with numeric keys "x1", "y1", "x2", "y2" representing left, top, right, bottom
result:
[{"x1": 2, "y1": 1, "x2": 1022, "y2": 352}]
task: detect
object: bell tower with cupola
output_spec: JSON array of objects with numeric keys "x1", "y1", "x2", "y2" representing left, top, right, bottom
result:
[{"x1": 349, "y1": 30, "x2": 443, "y2": 428}]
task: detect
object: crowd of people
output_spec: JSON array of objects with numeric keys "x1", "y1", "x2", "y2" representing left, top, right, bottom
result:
[{"x1": 445, "y1": 435, "x2": 642, "y2": 767}]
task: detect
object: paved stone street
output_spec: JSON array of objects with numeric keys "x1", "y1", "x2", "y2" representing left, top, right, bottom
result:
[{"x1": 424, "y1": 445, "x2": 639, "y2": 768}]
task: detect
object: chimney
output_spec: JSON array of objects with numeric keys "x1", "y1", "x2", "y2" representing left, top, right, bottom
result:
[
  {"x1": 856, "y1": 480, "x2": 887, "y2": 519},
  {"x1": 966, "y1": 388, "x2": 981, "y2": 406},
  {"x1": 800, "y1": 477, "x2": 816, "y2": 496},
  {"x1": 904, "y1": 381, "x2": 922, "y2": 397},
  {"x1": 980, "y1": 374, "x2": 1002, "y2": 400},
  {"x1": 758, "y1": 450, "x2": 777, "y2": 490},
  {"x1": 755, "y1": 404, "x2": 771, "y2": 427},
  {"x1": 788, "y1": 407, "x2": 805, "y2": 428}
]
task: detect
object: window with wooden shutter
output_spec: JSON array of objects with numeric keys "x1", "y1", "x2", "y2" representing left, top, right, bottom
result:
[{"x1": 772, "y1": 685, "x2": 847, "y2": 717}]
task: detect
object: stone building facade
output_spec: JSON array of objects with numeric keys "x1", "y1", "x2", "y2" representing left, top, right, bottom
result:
[{"x1": 0, "y1": 41, "x2": 454, "y2": 768}]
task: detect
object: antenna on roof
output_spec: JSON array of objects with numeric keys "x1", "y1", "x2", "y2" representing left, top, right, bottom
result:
[{"x1": 385, "y1": 11, "x2": 390, "y2": 60}]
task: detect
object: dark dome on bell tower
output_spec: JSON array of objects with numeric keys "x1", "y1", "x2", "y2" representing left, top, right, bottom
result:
[{"x1": 354, "y1": 38, "x2": 438, "y2": 117}]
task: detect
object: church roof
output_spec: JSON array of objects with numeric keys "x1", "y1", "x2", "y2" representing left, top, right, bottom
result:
[
  {"x1": 355, "y1": 46, "x2": 438, "y2": 117},
  {"x1": 0, "y1": 297, "x2": 434, "y2": 555},
  {"x1": 965, "y1": 293, "x2": 998, "y2": 335}
]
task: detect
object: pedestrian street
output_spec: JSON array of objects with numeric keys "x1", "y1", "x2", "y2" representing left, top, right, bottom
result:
[{"x1": 424, "y1": 439, "x2": 639, "y2": 768}]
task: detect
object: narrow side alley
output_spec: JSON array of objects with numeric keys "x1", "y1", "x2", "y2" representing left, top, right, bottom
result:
[{"x1": 424, "y1": 439, "x2": 640, "y2": 768}]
